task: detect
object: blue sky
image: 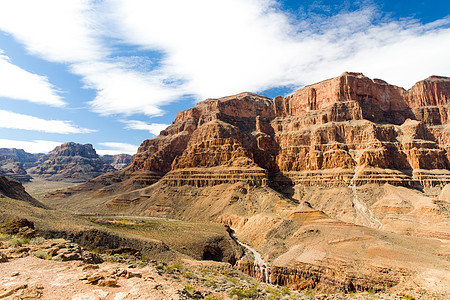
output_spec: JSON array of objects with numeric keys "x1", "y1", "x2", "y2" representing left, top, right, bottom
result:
[{"x1": 0, "y1": 0, "x2": 449, "y2": 155}]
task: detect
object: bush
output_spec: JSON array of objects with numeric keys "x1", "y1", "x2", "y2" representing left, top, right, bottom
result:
[
  {"x1": 229, "y1": 285, "x2": 258, "y2": 299},
  {"x1": 183, "y1": 270, "x2": 193, "y2": 279},
  {"x1": 32, "y1": 250, "x2": 48, "y2": 259},
  {"x1": 8, "y1": 236, "x2": 30, "y2": 247},
  {"x1": 204, "y1": 294, "x2": 224, "y2": 300},
  {"x1": 30, "y1": 237, "x2": 46, "y2": 245}
]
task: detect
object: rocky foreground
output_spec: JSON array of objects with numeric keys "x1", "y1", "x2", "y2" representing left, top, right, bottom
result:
[{"x1": 0, "y1": 220, "x2": 414, "y2": 300}]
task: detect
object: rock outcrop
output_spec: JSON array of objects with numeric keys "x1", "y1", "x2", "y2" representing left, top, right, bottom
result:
[
  {"x1": 101, "y1": 154, "x2": 133, "y2": 170},
  {"x1": 49, "y1": 72, "x2": 450, "y2": 202},
  {"x1": 28, "y1": 142, "x2": 115, "y2": 182}
]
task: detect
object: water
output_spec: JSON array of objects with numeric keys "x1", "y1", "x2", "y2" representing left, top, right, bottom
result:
[
  {"x1": 349, "y1": 166, "x2": 382, "y2": 229},
  {"x1": 231, "y1": 231, "x2": 271, "y2": 284}
]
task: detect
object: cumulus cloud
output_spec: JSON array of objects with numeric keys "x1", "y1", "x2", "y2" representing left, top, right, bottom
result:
[
  {"x1": 0, "y1": 52, "x2": 64, "y2": 106},
  {"x1": 0, "y1": 139, "x2": 61, "y2": 154},
  {"x1": 121, "y1": 120, "x2": 169, "y2": 136},
  {"x1": 72, "y1": 61, "x2": 182, "y2": 116},
  {"x1": 108, "y1": 1, "x2": 450, "y2": 93},
  {"x1": 0, "y1": 109, "x2": 95, "y2": 134},
  {"x1": 96, "y1": 142, "x2": 138, "y2": 155},
  {"x1": 0, "y1": 0, "x2": 104, "y2": 63},
  {"x1": 0, "y1": 0, "x2": 449, "y2": 118}
]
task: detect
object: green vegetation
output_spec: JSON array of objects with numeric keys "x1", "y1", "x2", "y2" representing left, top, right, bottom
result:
[
  {"x1": 204, "y1": 294, "x2": 224, "y2": 300},
  {"x1": 32, "y1": 250, "x2": 48, "y2": 259},
  {"x1": 30, "y1": 236, "x2": 46, "y2": 244},
  {"x1": 229, "y1": 285, "x2": 258, "y2": 299},
  {"x1": 7, "y1": 236, "x2": 30, "y2": 247}
]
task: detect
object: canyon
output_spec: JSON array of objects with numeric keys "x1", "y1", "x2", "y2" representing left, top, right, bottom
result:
[{"x1": 8, "y1": 72, "x2": 450, "y2": 298}]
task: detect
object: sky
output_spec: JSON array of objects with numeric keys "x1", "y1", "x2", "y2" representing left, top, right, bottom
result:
[{"x1": 0, "y1": 0, "x2": 449, "y2": 155}]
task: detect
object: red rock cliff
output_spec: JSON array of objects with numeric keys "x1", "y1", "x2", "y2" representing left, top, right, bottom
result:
[{"x1": 124, "y1": 73, "x2": 450, "y2": 188}]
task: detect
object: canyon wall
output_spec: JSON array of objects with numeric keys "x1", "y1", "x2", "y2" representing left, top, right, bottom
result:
[{"x1": 124, "y1": 72, "x2": 450, "y2": 190}]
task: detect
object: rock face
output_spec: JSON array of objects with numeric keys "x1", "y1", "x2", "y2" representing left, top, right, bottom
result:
[
  {"x1": 0, "y1": 156, "x2": 32, "y2": 182},
  {"x1": 120, "y1": 72, "x2": 450, "y2": 190},
  {"x1": 28, "y1": 142, "x2": 116, "y2": 182},
  {"x1": 101, "y1": 154, "x2": 133, "y2": 170}
]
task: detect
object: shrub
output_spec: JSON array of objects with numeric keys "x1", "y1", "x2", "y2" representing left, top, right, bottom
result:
[
  {"x1": 30, "y1": 237, "x2": 46, "y2": 245},
  {"x1": 32, "y1": 250, "x2": 48, "y2": 259},
  {"x1": 204, "y1": 294, "x2": 224, "y2": 300},
  {"x1": 229, "y1": 285, "x2": 258, "y2": 299},
  {"x1": 8, "y1": 236, "x2": 30, "y2": 247},
  {"x1": 183, "y1": 270, "x2": 193, "y2": 279}
]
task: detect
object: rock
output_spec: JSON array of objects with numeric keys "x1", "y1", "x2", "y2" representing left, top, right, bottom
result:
[
  {"x1": 1, "y1": 218, "x2": 34, "y2": 236},
  {"x1": 27, "y1": 142, "x2": 116, "y2": 182},
  {"x1": 126, "y1": 271, "x2": 142, "y2": 279},
  {"x1": 0, "y1": 252, "x2": 7, "y2": 262},
  {"x1": 97, "y1": 278, "x2": 117, "y2": 287},
  {"x1": 82, "y1": 252, "x2": 103, "y2": 264},
  {"x1": 86, "y1": 273, "x2": 104, "y2": 284}
]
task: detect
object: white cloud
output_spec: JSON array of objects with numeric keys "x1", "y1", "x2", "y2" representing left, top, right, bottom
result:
[
  {"x1": 96, "y1": 142, "x2": 138, "y2": 155},
  {"x1": 72, "y1": 61, "x2": 182, "y2": 116},
  {"x1": 0, "y1": 109, "x2": 95, "y2": 134},
  {"x1": 0, "y1": 0, "x2": 105, "y2": 63},
  {"x1": 0, "y1": 0, "x2": 449, "y2": 119},
  {"x1": 108, "y1": 1, "x2": 450, "y2": 93},
  {"x1": 0, "y1": 139, "x2": 61, "y2": 154},
  {"x1": 0, "y1": 53, "x2": 65, "y2": 106},
  {"x1": 121, "y1": 120, "x2": 169, "y2": 136}
]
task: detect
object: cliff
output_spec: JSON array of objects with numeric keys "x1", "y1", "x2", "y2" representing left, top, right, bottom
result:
[
  {"x1": 121, "y1": 72, "x2": 450, "y2": 190},
  {"x1": 0, "y1": 175, "x2": 46, "y2": 208}
]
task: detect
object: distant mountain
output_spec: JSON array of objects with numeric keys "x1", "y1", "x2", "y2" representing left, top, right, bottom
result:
[
  {"x1": 27, "y1": 142, "x2": 116, "y2": 182},
  {"x1": 0, "y1": 156, "x2": 32, "y2": 182},
  {"x1": 0, "y1": 148, "x2": 42, "y2": 168},
  {"x1": 101, "y1": 154, "x2": 133, "y2": 170}
]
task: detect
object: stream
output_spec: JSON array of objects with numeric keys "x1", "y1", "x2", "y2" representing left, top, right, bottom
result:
[{"x1": 230, "y1": 229, "x2": 271, "y2": 284}]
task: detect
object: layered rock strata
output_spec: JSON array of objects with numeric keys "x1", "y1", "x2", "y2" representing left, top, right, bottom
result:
[{"x1": 118, "y1": 72, "x2": 450, "y2": 190}]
